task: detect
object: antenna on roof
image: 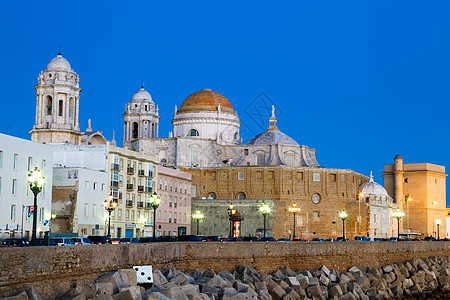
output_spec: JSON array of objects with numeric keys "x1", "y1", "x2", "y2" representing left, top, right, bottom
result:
[
  {"x1": 141, "y1": 80, "x2": 145, "y2": 89},
  {"x1": 58, "y1": 44, "x2": 62, "y2": 55}
]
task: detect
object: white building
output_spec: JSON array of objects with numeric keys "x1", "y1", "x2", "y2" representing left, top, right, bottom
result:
[{"x1": 0, "y1": 133, "x2": 54, "y2": 239}]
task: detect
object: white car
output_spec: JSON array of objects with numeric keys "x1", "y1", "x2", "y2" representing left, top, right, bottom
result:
[
  {"x1": 52, "y1": 238, "x2": 76, "y2": 246},
  {"x1": 72, "y1": 237, "x2": 93, "y2": 245}
]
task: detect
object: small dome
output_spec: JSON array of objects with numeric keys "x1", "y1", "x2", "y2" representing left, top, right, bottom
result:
[
  {"x1": 131, "y1": 87, "x2": 152, "y2": 103},
  {"x1": 177, "y1": 89, "x2": 235, "y2": 114},
  {"x1": 359, "y1": 172, "x2": 388, "y2": 197},
  {"x1": 46, "y1": 54, "x2": 72, "y2": 71},
  {"x1": 247, "y1": 130, "x2": 299, "y2": 146},
  {"x1": 395, "y1": 154, "x2": 403, "y2": 159}
]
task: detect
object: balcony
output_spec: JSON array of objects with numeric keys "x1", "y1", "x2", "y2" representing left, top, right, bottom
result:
[
  {"x1": 127, "y1": 167, "x2": 135, "y2": 175},
  {"x1": 126, "y1": 200, "x2": 133, "y2": 207},
  {"x1": 145, "y1": 187, "x2": 152, "y2": 193},
  {"x1": 138, "y1": 185, "x2": 144, "y2": 192},
  {"x1": 111, "y1": 181, "x2": 119, "y2": 188},
  {"x1": 145, "y1": 202, "x2": 152, "y2": 209},
  {"x1": 111, "y1": 163, "x2": 120, "y2": 171},
  {"x1": 138, "y1": 170, "x2": 145, "y2": 176},
  {"x1": 137, "y1": 201, "x2": 144, "y2": 208},
  {"x1": 126, "y1": 183, "x2": 134, "y2": 190},
  {"x1": 148, "y1": 171, "x2": 153, "y2": 177}
]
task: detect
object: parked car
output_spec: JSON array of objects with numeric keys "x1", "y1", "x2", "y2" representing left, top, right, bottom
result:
[
  {"x1": 277, "y1": 238, "x2": 291, "y2": 242},
  {"x1": 311, "y1": 238, "x2": 325, "y2": 242},
  {"x1": 325, "y1": 238, "x2": 337, "y2": 242},
  {"x1": 336, "y1": 237, "x2": 348, "y2": 242},
  {"x1": 52, "y1": 238, "x2": 76, "y2": 246},
  {"x1": 389, "y1": 237, "x2": 400, "y2": 241},
  {"x1": 222, "y1": 237, "x2": 243, "y2": 242},
  {"x1": 72, "y1": 237, "x2": 93, "y2": 245},
  {"x1": 35, "y1": 238, "x2": 56, "y2": 246},
  {"x1": 292, "y1": 238, "x2": 307, "y2": 242},
  {"x1": 177, "y1": 235, "x2": 202, "y2": 242},
  {"x1": 119, "y1": 238, "x2": 140, "y2": 244},
  {"x1": 354, "y1": 236, "x2": 373, "y2": 242},
  {"x1": 242, "y1": 236, "x2": 259, "y2": 242},
  {"x1": 259, "y1": 237, "x2": 276, "y2": 242},
  {"x1": 424, "y1": 236, "x2": 437, "y2": 241},
  {"x1": 1, "y1": 238, "x2": 31, "y2": 247},
  {"x1": 202, "y1": 236, "x2": 221, "y2": 242},
  {"x1": 87, "y1": 235, "x2": 109, "y2": 244},
  {"x1": 153, "y1": 236, "x2": 177, "y2": 242},
  {"x1": 138, "y1": 237, "x2": 153, "y2": 243}
]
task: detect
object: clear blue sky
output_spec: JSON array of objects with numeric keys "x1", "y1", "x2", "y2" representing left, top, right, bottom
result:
[{"x1": 1, "y1": 1, "x2": 449, "y2": 205}]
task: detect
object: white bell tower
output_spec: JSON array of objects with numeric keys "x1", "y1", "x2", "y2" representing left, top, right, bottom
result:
[{"x1": 29, "y1": 52, "x2": 82, "y2": 144}]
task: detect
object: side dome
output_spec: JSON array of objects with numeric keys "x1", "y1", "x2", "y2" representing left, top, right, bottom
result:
[
  {"x1": 46, "y1": 53, "x2": 72, "y2": 71},
  {"x1": 131, "y1": 87, "x2": 153, "y2": 103},
  {"x1": 359, "y1": 173, "x2": 388, "y2": 197},
  {"x1": 177, "y1": 89, "x2": 235, "y2": 114}
]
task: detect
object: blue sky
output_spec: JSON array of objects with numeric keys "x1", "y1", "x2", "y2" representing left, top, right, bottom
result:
[{"x1": 1, "y1": 1, "x2": 449, "y2": 205}]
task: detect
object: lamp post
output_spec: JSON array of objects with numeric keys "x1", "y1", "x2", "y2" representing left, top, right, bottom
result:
[
  {"x1": 435, "y1": 218, "x2": 441, "y2": 240},
  {"x1": 103, "y1": 194, "x2": 117, "y2": 238},
  {"x1": 405, "y1": 195, "x2": 412, "y2": 236},
  {"x1": 259, "y1": 203, "x2": 271, "y2": 238},
  {"x1": 192, "y1": 211, "x2": 205, "y2": 236},
  {"x1": 338, "y1": 210, "x2": 348, "y2": 240},
  {"x1": 227, "y1": 203, "x2": 236, "y2": 238},
  {"x1": 28, "y1": 167, "x2": 45, "y2": 245},
  {"x1": 288, "y1": 203, "x2": 301, "y2": 239},
  {"x1": 358, "y1": 192, "x2": 364, "y2": 235},
  {"x1": 149, "y1": 192, "x2": 161, "y2": 239},
  {"x1": 392, "y1": 207, "x2": 405, "y2": 240}
]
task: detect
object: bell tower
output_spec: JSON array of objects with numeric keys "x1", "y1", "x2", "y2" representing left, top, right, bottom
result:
[{"x1": 29, "y1": 52, "x2": 82, "y2": 144}]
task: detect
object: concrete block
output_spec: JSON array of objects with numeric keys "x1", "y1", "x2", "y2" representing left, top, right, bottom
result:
[
  {"x1": 181, "y1": 284, "x2": 200, "y2": 295},
  {"x1": 152, "y1": 270, "x2": 169, "y2": 286},
  {"x1": 308, "y1": 277, "x2": 319, "y2": 286},
  {"x1": 204, "y1": 275, "x2": 228, "y2": 288},
  {"x1": 159, "y1": 286, "x2": 189, "y2": 300},
  {"x1": 280, "y1": 266, "x2": 296, "y2": 277},
  {"x1": 306, "y1": 285, "x2": 323, "y2": 299},
  {"x1": 119, "y1": 269, "x2": 137, "y2": 286},
  {"x1": 75, "y1": 281, "x2": 97, "y2": 298},
  {"x1": 254, "y1": 281, "x2": 267, "y2": 291},
  {"x1": 329, "y1": 284, "x2": 343, "y2": 297},
  {"x1": 319, "y1": 274, "x2": 330, "y2": 286},
  {"x1": 272, "y1": 269, "x2": 285, "y2": 280},
  {"x1": 95, "y1": 282, "x2": 115, "y2": 295},
  {"x1": 91, "y1": 295, "x2": 113, "y2": 300},
  {"x1": 24, "y1": 286, "x2": 43, "y2": 300},
  {"x1": 3, "y1": 291, "x2": 30, "y2": 300},
  {"x1": 269, "y1": 285, "x2": 286, "y2": 300},
  {"x1": 147, "y1": 292, "x2": 171, "y2": 300},
  {"x1": 319, "y1": 265, "x2": 331, "y2": 276},
  {"x1": 113, "y1": 286, "x2": 142, "y2": 300}
]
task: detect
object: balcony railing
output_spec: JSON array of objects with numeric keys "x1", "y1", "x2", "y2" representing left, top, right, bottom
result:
[
  {"x1": 148, "y1": 171, "x2": 153, "y2": 177},
  {"x1": 127, "y1": 167, "x2": 134, "y2": 174},
  {"x1": 111, "y1": 181, "x2": 119, "y2": 188},
  {"x1": 138, "y1": 185, "x2": 144, "y2": 192},
  {"x1": 126, "y1": 200, "x2": 133, "y2": 207},
  {"x1": 137, "y1": 201, "x2": 144, "y2": 208},
  {"x1": 138, "y1": 170, "x2": 145, "y2": 176},
  {"x1": 111, "y1": 163, "x2": 119, "y2": 171},
  {"x1": 126, "y1": 184, "x2": 134, "y2": 190}
]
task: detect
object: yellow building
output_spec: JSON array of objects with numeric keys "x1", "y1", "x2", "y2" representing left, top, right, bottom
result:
[{"x1": 383, "y1": 155, "x2": 447, "y2": 238}]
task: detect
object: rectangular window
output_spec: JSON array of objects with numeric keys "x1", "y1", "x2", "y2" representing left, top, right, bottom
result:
[
  {"x1": 119, "y1": 158, "x2": 123, "y2": 169},
  {"x1": 12, "y1": 179, "x2": 17, "y2": 195},
  {"x1": 111, "y1": 171, "x2": 119, "y2": 181},
  {"x1": 0, "y1": 150, "x2": 3, "y2": 168},
  {"x1": 174, "y1": 197, "x2": 177, "y2": 208},
  {"x1": 404, "y1": 178, "x2": 408, "y2": 183},
  {"x1": 191, "y1": 185, "x2": 196, "y2": 197},
  {"x1": 131, "y1": 210, "x2": 135, "y2": 221},
  {"x1": 13, "y1": 154, "x2": 18, "y2": 170},
  {"x1": 10, "y1": 205, "x2": 16, "y2": 221},
  {"x1": 256, "y1": 155, "x2": 265, "y2": 166},
  {"x1": 118, "y1": 209, "x2": 122, "y2": 219},
  {"x1": 93, "y1": 182, "x2": 98, "y2": 190},
  {"x1": 41, "y1": 159, "x2": 46, "y2": 173},
  {"x1": 190, "y1": 148, "x2": 199, "y2": 166},
  {"x1": 159, "y1": 178, "x2": 162, "y2": 189},
  {"x1": 174, "y1": 212, "x2": 177, "y2": 223},
  {"x1": 184, "y1": 213, "x2": 186, "y2": 221},
  {"x1": 297, "y1": 172, "x2": 303, "y2": 180},
  {"x1": 126, "y1": 210, "x2": 129, "y2": 220},
  {"x1": 238, "y1": 172, "x2": 245, "y2": 180},
  {"x1": 330, "y1": 174, "x2": 336, "y2": 182},
  {"x1": 169, "y1": 196, "x2": 172, "y2": 207},
  {"x1": 244, "y1": 149, "x2": 248, "y2": 156},
  {"x1": 313, "y1": 211, "x2": 319, "y2": 218},
  {"x1": 101, "y1": 183, "x2": 105, "y2": 191},
  {"x1": 93, "y1": 204, "x2": 97, "y2": 217},
  {"x1": 137, "y1": 211, "x2": 140, "y2": 219},
  {"x1": 85, "y1": 203, "x2": 89, "y2": 217},
  {"x1": 39, "y1": 207, "x2": 44, "y2": 222},
  {"x1": 169, "y1": 212, "x2": 172, "y2": 223},
  {"x1": 85, "y1": 181, "x2": 90, "y2": 189},
  {"x1": 313, "y1": 173, "x2": 320, "y2": 182},
  {"x1": 27, "y1": 157, "x2": 33, "y2": 172},
  {"x1": 185, "y1": 183, "x2": 187, "y2": 194}
]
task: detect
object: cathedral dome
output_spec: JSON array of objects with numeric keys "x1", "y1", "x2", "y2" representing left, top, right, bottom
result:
[
  {"x1": 46, "y1": 53, "x2": 72, "y2": 71},
  {"x1": 177, "y1": 89, "x2": 235, "y2": 114},
  {"x1": 131, "y1": 87, "x2": 153, "y2": 103},
  {"x1": 359, "y1": 173, "x2": 388, "y2": 197}
]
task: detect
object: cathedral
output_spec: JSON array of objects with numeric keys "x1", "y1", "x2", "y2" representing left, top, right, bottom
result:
[{"x1": 30, "y1": 52, "x2": 398, "y2": 239}]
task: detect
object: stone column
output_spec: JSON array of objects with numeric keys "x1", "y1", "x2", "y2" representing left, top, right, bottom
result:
[
  {"x1": 394, "y1": 155, "x2": 404, "y2": 206},
  {"x1": 123, "y1": 121, "x2": 127, "y2": 143}
]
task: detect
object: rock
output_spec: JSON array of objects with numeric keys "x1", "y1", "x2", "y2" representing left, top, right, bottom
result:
[
  {"x1": 319, "y1": 274, "x2": 330, "y2": 286},
  {"x1": 283, "y1": 290, "x2": 300, "y2": 300},
  {"x1": 91, "y1": 295, "x2": 113, "y2": 300},
  {"x1": 221, "y1": 287, "x2": 238, "y2": 296},
  {"x1": 3, "y1": 291, "x2": 29, "y2": 300},
  {"x1": 200, "y1": 285, "x2": 219, "y2": 298},
  {"x1": 272, "y1": 269, "x2": 286, "y2": 280},
  {"x1": 329, "y1": 284, "x2": 343, "y2": 297},
  {"x1": 269, "y1": 285, "x2": 286, "y2": 300},
  {"x1": 113, "y1": 286, "x2": 142, "y2": 300},
  {"x1": 147, "y1": 292, "x2": 172, "y2": 300},
  {"x1": 63, "y1": 293, "x2": 86, "y2": 300},
  {"x1": 320, "y1": 265, "x2": 331, "y2": 276},
  {"x1": 257, "y1": 289, "x2": 271, "y2": 300},
  {"x1": 171, "y1": 273, "x2": 193, "y2": 285},
  {"x1": 181, "y1": 284, "x2": 201, "y2": 296},
  {"x1": 203, "y1": 269, "x2": 216, "y2": 278},
  {"x1": 308, "y1": 277, "x2": 319, "y2": 286},
  {"x1": 285, "y1": 276, "x2": 300, "y2": 287},
  {"x1": 119, "y1": 269, "x2": 137, "y2": 286},
  {"x1": 75, "y1": 281, "x2": 97, "y2": 298},
  {"x1": 24, "y1": 286, "x2": 42, "y2": 300},
  {"x1": 152, "y1": 270, "x2": 169, "y2": 286},
  {"x1": 233, "y1": 282, "x2": 249, "y2": 293},
  {"x1": 187, "y1": 294, "x2": 209, "y2": 300},
  {"x1": 159, "y1": 286, "x2": 189, "y2": 300},
  {"x1": 296, "y1": 274, "x2": 309, "y2": 289},
  {"x1": 279, "y1": 280, "x2": 289, "y2": 290},
  {"x1": 382, "y1": 265, "x2": 393, "y2": 273},
  {"x1": 267, "y1": 279, "x2": 279, "y2": 292},
  {"x1": 339, "y1": 274, "x2": 351, "y2": 283},
  {"x1": 306, "y1": 285, "x2": 323, "y2": 299},
  {"x1": 254, "y1": 281, "x2": 267, "y2": 291},
  {"x1": 204, "y1": 275, "x2": 228, "y2": 288},
  {"x1": 96, "y1": 282, "x2": 115, "y2": 295},
  {"x1": 96, "y1": 271, "x2": 126, "y2": 293},
  {"x1": 340, "y1": 291, "x2": 357, "y2": 300},
  {"x1": 280, "y1": 266, "x2": 297, "y2": 277}
]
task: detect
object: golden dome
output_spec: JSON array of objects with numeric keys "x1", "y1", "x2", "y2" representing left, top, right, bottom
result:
[{"x1": 177, "y1": 89, "x2": 235, "y2": 114}]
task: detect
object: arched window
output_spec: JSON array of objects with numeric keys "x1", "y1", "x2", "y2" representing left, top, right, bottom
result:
[
  {"x1": 187, "y1": 129, "x2": 199, "y2": 136},
  {"x1": 207, "y1": 192, "x2": 217, "y2": 199},
  {"x1": 69, "y1": 97, "x2": 75, "y2": 119},
  {"x1": 237, "y1": 192, "x2": 246, "y2": 199},
  {"x1": 256, "y1": 153, "x2": 265, "y2": 166},
  {"x1": 234, "y1": 132, "x2": 238, "y2": 139},
  {"x1": 132, "y1": 122, "x2": 138, "y2": 139},
  {"x1": 46, "y1": 96, "x2": 52, "y2": 115},
  {"x1": 58, "y1": 100, "x2": 63, "y2": 116},
  {"x1": 160, "y1": 158, "x2": 167, "y2": 165}
]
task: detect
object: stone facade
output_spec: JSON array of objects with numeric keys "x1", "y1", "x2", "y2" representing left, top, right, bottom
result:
[
  {"x1": 383, "y1": 155, "x2": 447, "y2": 238},
  {"x1": 188, "y1": 166, "x2": 369, "y2": 239}
]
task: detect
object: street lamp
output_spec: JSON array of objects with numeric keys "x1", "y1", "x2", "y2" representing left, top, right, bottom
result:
[
  {"x1": 259, "y1": 203, "x2": 271, "y2": 238},
  {"x1": 192, "y1": 210, "x2": 205, "y2": 236},
  {"x1": 405, "y1": 195, "x2": 412, "y2": 236},
  {"x1": 435, "y1": 218, "x2": 441, "y2": 240},
  {"x1": 338, "y1": 210, "x2": 348, "y2": 240},
  {"x1": 288, "y1": 203, "x2": 301, "y2": 239},
  {"x1": 28, "y1": 167, "x2": 45, "y2": 245},
  {"x1": 358, "y1": 192, "x2": 364, "y2": 235},
  {"x1": 103, "y1": 194, "x2": 117, "y2": 238},
  {"x1": 227, "y1": 203, "x2": 236, "y2": 238},
  {"x1": 392, "y1": 207, "x2": 405, "y2": 240},
  {"x1": 149, "y1": 192, "x2": 161, "y2": 239}
]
